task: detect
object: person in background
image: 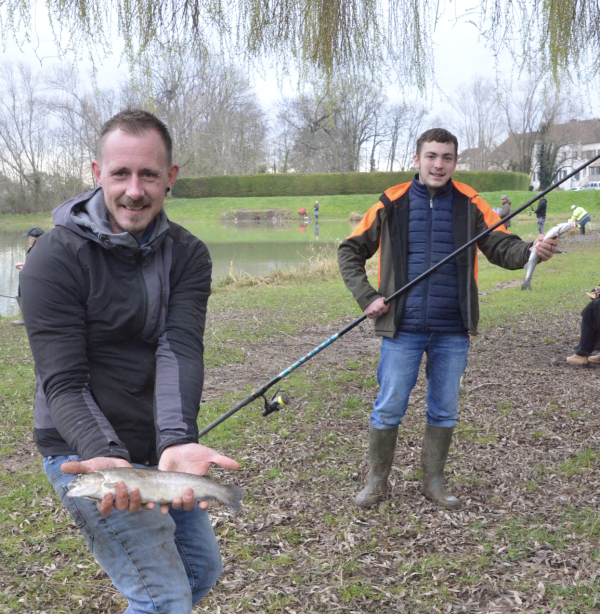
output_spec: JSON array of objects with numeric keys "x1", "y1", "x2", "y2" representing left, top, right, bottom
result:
[
  {"x1": 570, "y1": 205, "x2": 591, "y2": 235},
  {"x1": 11, "y1": 227, "x2": 45, "y2": 325},
  {"x1": 566, "y1": 285, "x2": 600, "y2": 365},
  {"x1": 314, "y1": 200, "x2": 319, "y2": 220},
  {"x1": 499, "y1": 195, "x2": 512, "y2": 228},
  {"x1": 532, "y1": 194, "x2": 547, "y2": 234}
]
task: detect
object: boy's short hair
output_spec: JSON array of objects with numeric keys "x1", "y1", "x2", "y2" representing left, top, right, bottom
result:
[{"x1": 416, "y1": 128, "x2": 458, "y2": 157}]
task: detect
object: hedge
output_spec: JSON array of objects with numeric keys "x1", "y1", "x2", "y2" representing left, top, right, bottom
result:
[{"x1": 172, "y1": 171, "x2": 530, "y2": 199}]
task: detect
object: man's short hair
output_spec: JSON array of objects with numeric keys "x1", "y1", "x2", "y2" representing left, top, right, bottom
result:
[
  {"x1": 416, "y1": 128, "x2": 458, "y2": 157},
  {"x1": 98, "y1": 110, "x2": 173, "y2": 166}
]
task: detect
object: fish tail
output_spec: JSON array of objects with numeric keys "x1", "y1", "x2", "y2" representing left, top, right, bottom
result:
[
  {"x1": 223, "y1": 484, "x2": 245, "y2": 511},
  {"x1": 521, "y1": 280, "x2": 532, "y2": 291}
]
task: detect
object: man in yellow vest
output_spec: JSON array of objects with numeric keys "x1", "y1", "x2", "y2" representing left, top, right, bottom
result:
[{"x1": 570, "y1": 205, "x2": 591, "y2": 235}]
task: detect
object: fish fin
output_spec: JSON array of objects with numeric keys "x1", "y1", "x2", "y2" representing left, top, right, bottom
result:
[
  {"x1": 521, "y1": 280, "x2": 532, "y2": 291},
  {"x1": 224, "y1": 485, "x2": 245, "y2": 511}
]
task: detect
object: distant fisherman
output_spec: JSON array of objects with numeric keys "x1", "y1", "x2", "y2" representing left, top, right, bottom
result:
[
  {"x1": 338, "y1": 128, "x2": 558, "y2": 510},
  {"x1": 21, "y1": 110, "x2": 239, "y2": 613},
  {"x1": 531, "y1": 194, "x2": 548, "y2": 234}
]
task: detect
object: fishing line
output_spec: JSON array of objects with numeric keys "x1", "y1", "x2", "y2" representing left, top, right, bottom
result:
[{"x1": 199, "y1": 152, "x2": 600, "y2": 437}]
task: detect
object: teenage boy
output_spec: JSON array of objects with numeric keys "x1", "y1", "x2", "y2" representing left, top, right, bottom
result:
[{"x1": 338, "y1": 128, "x2": 557, "y2": 509}]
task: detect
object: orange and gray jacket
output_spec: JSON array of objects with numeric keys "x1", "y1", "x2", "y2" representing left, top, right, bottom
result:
[{"x1": 338, "y1": 180, "x2": 532, "y2": 337}]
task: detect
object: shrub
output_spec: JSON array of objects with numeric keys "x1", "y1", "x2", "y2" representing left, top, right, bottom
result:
[{"x1": 172, "y1": 171, "x2": 530, "y2": 199}]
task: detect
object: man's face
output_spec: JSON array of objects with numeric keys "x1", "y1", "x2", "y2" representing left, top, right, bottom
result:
[
  {"x1": 91, "y1": 129, "x2": 179, "y2": 237},
  {"x1": 414, "y1": 141, "x2": 457, "y2": 191},
  {"x1": 27, "y1": 236, "x2": 36, "y2": 247},
  {"x1": 501, "y1": 198, "x2": 508, "y2": 205}
]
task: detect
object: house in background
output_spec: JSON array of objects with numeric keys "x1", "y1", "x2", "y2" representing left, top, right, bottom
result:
[{"x1": 456, "y1": 119, "x2": 600, "y2": 189}]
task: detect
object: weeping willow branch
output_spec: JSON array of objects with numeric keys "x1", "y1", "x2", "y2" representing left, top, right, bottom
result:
[{"x1": 0, "y1": 0, "x2": 598, "y2": 88}]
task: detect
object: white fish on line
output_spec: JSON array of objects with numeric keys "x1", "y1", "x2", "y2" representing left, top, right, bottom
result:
[
  {"x1": 67, "y1": 467, "x2": 244, "y2": 511},
  {"x1": 521, "y1": 222, "x2": 573, "y2": 291}
]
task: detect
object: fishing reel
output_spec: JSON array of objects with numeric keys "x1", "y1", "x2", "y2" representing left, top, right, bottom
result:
[{"x1": 262, "y1": 386, "x2": 290, "y2": 417}]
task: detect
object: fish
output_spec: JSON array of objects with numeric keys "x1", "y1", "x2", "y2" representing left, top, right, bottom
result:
[
  {"x1": 521, "y1": 222, "x2": 573, "y2": 291},
  {"x1": 67, "y1": 467, "x2": 244, "y2": 511}
]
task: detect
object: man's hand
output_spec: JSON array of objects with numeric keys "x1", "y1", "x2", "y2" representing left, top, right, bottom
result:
[
  {"x1": 533, "y1": 234, "x2": 558, "y2": 261},
  {"x1": 157, "y1": 443, "x2": 240, "y2": 514},
  {"x1": 15, "y1": 262, "x2": 24, "y2": 271},
  {"x1": 61, "y1": 456, "x2": 150, "y2": 515},
  {"x1": 364, "y1": 296, "x2": 389, "y2": 319}
]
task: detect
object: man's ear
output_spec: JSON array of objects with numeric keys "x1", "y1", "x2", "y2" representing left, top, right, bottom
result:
[{"x1": 91, "y1": 160, "x2": 102, "y2": 185}]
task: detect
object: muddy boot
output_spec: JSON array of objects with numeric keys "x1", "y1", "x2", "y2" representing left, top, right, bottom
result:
[
  {"x1": 421, "y1": 424, "x2": 462, "y2": 510},
  {"x1": 355, "y1": 426, "x2": 398, "y2": 508},
  {"x1": 11, "y1": 297, "x2": 24, "y2": 326}
]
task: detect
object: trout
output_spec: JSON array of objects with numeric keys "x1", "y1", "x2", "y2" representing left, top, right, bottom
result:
[
  {"x1": 67, "y1": 467, "x2": 244, "y2": 511},
  {"x1": 521, "y1": 221, "x2": 572, "y2": 291}
]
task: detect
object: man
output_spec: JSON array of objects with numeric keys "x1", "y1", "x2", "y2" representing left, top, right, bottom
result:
[
  {"x1": 11, "y1": 227, "x2": 44, "y2": 325},
  {"x1": 338, "y1": 128, "x2": 557, "y2": 510},
  {"x1": 532, "y1": 194, "x2": 547, "y2": 235},
  {"x1": 314, "y1": 200, "x2": 319, "y2": 219},
  {"x1": 570, "y1": 204, "x2": 591, "y2": 235},
  {"x1": 20, "y1": 110, "x2": 238, "y2": 613},
  {"x1": 499, "y1": 195, "x2": 512, "y2": 228}
]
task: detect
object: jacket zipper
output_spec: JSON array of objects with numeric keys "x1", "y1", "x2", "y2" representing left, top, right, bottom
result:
[
  {"x1": 466, "y1": 198, "x2": 472, "y2": 333},
  {"x1": 421, "y1": 196, "x2": 434, "y2": 330}
]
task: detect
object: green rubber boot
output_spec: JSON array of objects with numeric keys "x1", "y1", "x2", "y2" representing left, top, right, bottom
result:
[
  {"x1": 421, "y1": 424, "x2": 462, "y2": 510},
  {"x1": 11, "y1": 296, "x2": 24, "y2": 326},
  {"x1": 354, "y1": 426, "x2": 398, "y2": 508}
]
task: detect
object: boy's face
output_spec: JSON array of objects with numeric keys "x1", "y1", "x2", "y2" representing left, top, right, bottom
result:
[{"x1": 414, "y1": 141, "x2": 457, "y2": 191}]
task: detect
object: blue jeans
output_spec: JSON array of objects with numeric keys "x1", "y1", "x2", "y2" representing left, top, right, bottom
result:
[
  {"x1": 44, "y1": 455, "x2": 222, "y2": 614},
  {"x1": 371, "y1": 331, "x2": 470, "y2": 429}
]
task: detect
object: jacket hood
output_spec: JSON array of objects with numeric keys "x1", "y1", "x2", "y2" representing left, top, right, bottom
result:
[{"x1": 52, "y1": 188, "x2": 170, "y2": 254}]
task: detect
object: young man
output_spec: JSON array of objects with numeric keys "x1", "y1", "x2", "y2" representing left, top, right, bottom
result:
[
  {"x1": 338, "y1": 128, "x2": 557, "y2": 510},
  {"x1": 20, "y1": 110, "x2": 238, "y2": 613}
]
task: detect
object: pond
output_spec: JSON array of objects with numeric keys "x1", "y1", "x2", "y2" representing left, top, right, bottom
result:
[
  {"x1": 0, "y1": 216, "x2": 551, "y2": 318},
  {"x1": 0, "y1": 220, "x2": 354, "y2": 317}
]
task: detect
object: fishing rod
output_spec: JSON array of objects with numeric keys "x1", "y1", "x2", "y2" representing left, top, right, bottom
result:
[
  {"x1": 199, "y1": 152, "x2": 600, "y2": 438},
  {"x1": 0, "y1": 293, "x2": 17, "y2": 299}
]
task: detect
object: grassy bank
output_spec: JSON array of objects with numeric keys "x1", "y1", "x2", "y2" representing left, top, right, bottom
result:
[
  {"x1": 1, "y1": 234, "x2": 600, "y2": 613},
  {"x1": 1, "y1": 188, "x2": 598, "y2": 232}
]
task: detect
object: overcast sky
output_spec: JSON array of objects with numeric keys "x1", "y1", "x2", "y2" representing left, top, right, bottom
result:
[{"x1": 2, "y1": 0, "x2": 597, "y2": 118}]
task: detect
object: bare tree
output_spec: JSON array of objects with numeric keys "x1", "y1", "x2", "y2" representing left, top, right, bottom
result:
[
  {"x1": 449, "y1": 76, "x2": 504, "y2": 171},
  {"x1": 492, "y1": 76, "x2": 585, "y2": 186}
]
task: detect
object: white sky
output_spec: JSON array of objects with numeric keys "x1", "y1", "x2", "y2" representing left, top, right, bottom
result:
[{"x1": 1, "y1": 1, "x2": 597, "y2": 119}]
